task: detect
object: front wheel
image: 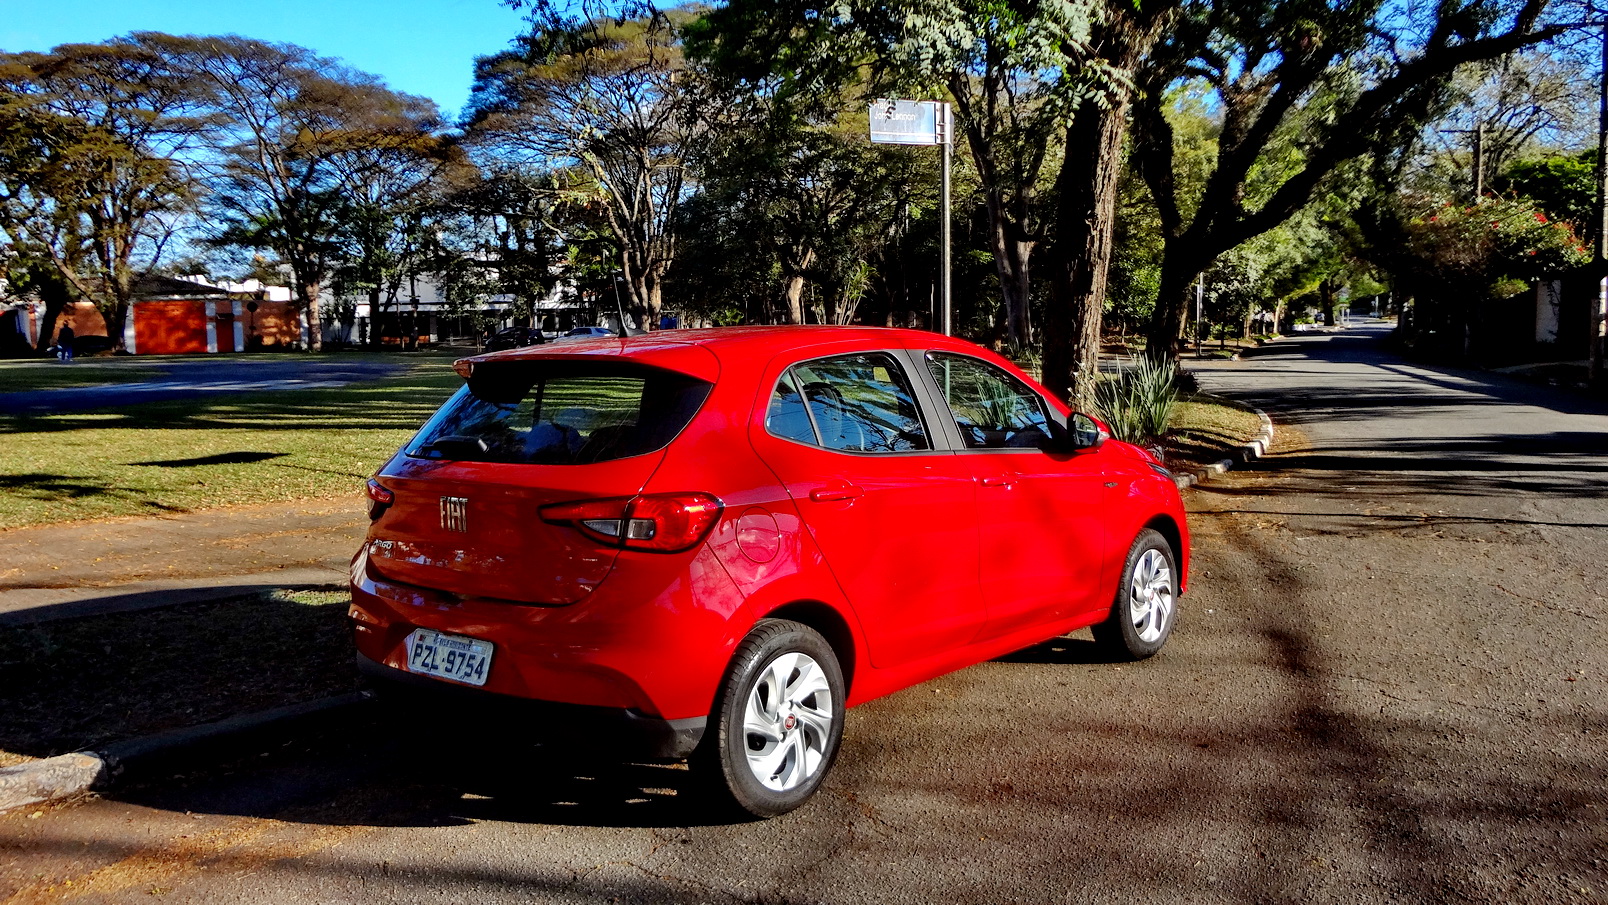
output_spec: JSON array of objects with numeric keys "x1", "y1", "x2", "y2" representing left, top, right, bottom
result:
[
  {"x1": 696, "y1": 619, "x2": 845, "y2": 819},
  {"x1": 1092, "y1": 528, "x2": 1178, "y2": 660}
]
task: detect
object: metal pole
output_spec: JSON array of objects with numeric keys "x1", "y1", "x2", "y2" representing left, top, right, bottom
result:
[
  {"x1": 1473, "y1": 121, "x2": 1485, "y2": 200},
  {"x1": 1594, "y1": 22, "x2": 1608, "y2": 385},
  {"x1": 940, "y1": 102, "x2": 952, "y2": 337},
  {"x1": 1194, "y1": 275, "x2": 1204, "y2": 356}
]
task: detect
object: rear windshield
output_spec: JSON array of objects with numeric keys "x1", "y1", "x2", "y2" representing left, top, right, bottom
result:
[{"x1": 406, "y1": 361, "x2": 712, "y2": 465}]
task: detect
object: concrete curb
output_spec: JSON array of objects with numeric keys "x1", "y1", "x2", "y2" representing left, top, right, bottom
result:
[
  {"x1": 1173, "y1": 404, "x2": 1274, "y2": 491},
  {"x1": 0, "y1": 691, "x2": 374, "y2": 814}
]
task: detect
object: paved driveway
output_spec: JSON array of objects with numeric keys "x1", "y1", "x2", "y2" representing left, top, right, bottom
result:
[{"x1": 0, "y1": 357, "x2": 413, "y2": 415}]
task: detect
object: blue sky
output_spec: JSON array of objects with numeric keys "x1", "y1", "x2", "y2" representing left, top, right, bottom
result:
[{"x1": 0, "y1": 0, "x2": 530, "y2": 120}]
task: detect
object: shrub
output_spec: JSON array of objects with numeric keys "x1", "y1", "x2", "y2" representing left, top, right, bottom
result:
[{"x1": 1093, "y1": 356, "x2": 1178, "y2": 445}]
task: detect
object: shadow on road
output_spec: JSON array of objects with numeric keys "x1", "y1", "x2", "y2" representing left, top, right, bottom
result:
[
  {"x1": 1235, "y1": 329, "x2": 1608, "y2": 421},
  {"x1": 110, "y1": 718, "x2": 744, "y2": 830},
  {"x1": 991, "y1": 634, "x2": 1124, "y2": 665}
]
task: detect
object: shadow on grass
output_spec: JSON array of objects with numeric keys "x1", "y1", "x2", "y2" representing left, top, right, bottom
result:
[
  {"x1": 7, "y1": 389, "x2": 456, "y2": 434},
  {"x1": 0, "y1": 473, "x2": 185, "y2": 511},
  {"x1": 132, "y1": 451, "x2": 289, "y2": 467}
]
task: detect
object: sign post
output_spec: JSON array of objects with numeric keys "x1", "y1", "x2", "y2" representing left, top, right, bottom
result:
[{"x1": 871, "y1": 99, "x2": 953, "y2": 335}]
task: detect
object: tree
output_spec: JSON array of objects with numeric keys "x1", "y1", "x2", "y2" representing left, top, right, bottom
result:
[
  {"x1": 1428, "y1": 44, "x2": 1600, "y2": 197},
  {"x1": 468, "y1": 6, "x2": 702, "y2": 329},
  {"x1": 1361, "y1": 191, "x2": 1588, "y2": 357},
  {"x1": 429, "y1": 164, "x2": 569, "y2": 332},
  {"x1": 687, "y1": 0, "x2": 1108, "y2": 360},
  {"x1": 1495, "y1": 149, "x2": 1596, "y2": 229},
  {"x1": 1132, "y1": 0, "x2": 1570, "y2": 361},
  {"x1": 0, "y1": 36, "x2": 205, "y2": 349},
  {"x1": 695, "y1": 90, "x2": 935, "y2": 325},
  {"x1": 1037, "y1": 0, "x2": 1182, "y2": 406},
  {"x1": 154, "y1": 33, "x2": 450, "y2": 351},
  {"x1": 328, "y1": 113, "x2": 471, "y2": 347}
]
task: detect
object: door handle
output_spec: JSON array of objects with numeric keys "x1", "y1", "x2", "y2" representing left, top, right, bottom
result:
[
  {"x1": 979, "y1": 475, "x2": 1015, "y2": 488},
  {"x1": 810, "y1": 483, "x2": 864, "y2": 502}
]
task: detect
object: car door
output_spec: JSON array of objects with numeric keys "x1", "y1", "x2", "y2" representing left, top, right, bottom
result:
[
  {"x1": 750, "y1": 350, "x2": 985, "y2": 669},
  {"x1": 919, "y1": 351, "x2": 1116, "y2": 640}
]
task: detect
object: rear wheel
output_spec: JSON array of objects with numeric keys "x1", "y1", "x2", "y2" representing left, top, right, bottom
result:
[
  {"x1": 696, "y1": 619, "x2": 845, "y2": 818},
  {"x1": 1092, "y1": 528, "x2": 1178, "y2": 660}
]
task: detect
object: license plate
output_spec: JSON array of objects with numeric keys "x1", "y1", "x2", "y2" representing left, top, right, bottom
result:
[{"x1": 404, "y1": 629, "x2": 493, "y2": 686}]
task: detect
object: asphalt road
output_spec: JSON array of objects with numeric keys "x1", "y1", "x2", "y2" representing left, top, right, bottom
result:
[
  {"x1": 0, "y1": 356, "x2": 411, "y2": 415},
  {"x1": 2, "y1": 325, "x2": 1605, "y2": 904}
]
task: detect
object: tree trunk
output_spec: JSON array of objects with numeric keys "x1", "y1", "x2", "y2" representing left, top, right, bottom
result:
[
  {"x1": 106, "y1": 299, "x2": 132, "y2": 354},
  {"x1": 301, "y1": 279, "x2": 323, "y2": 352},
  {"x1": 368, "y1": 285, "x2": 383, "y2": 348},
  {"x1": 1146, "y1": 246, "x2": 1216, "y2": 361},
  {"x1": 778, "y1": 245, "x2": 814, "y2": 326},
  {"x1": 1038, "y1": 3, "x2": 1176, "y2": 407},
  {"x1": 1041, "y1": 105, "x2": 1128, "y2": 410},
  {"x1": 984, "y1": 193, "x2": 1035, "y2": 351},
  {"x1": 782, "y1": 274, "x2": 806, "y2": 325},
  {"x1": 645, "y1": 272, "x2": 662, "y2": 330}
]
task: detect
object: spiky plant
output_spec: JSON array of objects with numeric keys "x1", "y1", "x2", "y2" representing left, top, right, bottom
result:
[{"x1": 1093, "y1": 356, "x2": 1178, "y2": 445}]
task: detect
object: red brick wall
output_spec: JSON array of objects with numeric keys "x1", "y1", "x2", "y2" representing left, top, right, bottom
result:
[
  {"x1": 51, "y1": 301, "x2": 108, "y2": 343},
  {"x1": 135, "y1": 300, "x2": 209, "y2": 355},
  {"x1": 244, "y1": 300, "x2": 300, "y2": 349}
]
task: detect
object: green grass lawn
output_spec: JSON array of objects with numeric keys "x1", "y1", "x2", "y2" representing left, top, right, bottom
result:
[
  {"x1": 0, "y1": 350, "x2": 1268, "y2": 531},
  {"x1": 0, "y1": 356, "x2": 463, "y2": 530}
]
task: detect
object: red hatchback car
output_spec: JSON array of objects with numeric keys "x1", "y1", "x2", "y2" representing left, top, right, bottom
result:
[{"x1": 350, "y1": 326, "x2": 1189, "y2": 817}]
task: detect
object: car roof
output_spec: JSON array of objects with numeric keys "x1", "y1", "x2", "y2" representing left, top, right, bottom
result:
[{"x1": 460, "y1": 325, "x2": 1014, "y2": 385}]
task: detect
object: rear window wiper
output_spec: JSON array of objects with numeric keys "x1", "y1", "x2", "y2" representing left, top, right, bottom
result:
[{"x1": 415, "y1": 436, "x2": 491, "y2": 459}]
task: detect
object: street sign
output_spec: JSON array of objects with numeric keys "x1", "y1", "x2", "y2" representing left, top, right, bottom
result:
[
  {"x1": 868, "y1": 98, "x2": 954, "y2": 335},
  {"x1": 869, "y1": 99, "x2": 947, "y2": 146}
]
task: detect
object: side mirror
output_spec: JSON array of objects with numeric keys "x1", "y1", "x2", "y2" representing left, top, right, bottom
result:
[
  {"x1": 1070, "y1": 412, "x2": 1108, "y2": 450},
  {"x1": 1043, "y1": 412, "x2": 1107, "y2": 452}
]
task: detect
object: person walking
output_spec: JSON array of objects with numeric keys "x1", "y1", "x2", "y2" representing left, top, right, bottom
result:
[{"x1": 56, "y1": 324, "x2": 74, "y2": 363}]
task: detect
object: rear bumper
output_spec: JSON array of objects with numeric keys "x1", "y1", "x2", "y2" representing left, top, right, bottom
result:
[
  {"x1": 357, "y1": 651, "x2": 706, "y2": 760},
  {"x1": 347, "y1": 541, "x2": 744, "y2": 721}
]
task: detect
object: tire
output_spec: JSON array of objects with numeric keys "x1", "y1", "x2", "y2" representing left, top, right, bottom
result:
[
  {"x1": 1092, "y1": 528, "x2": 1179, "y2": 660},
  {"x1": 696, "y1": 619, "x2": 846, "y2": 818}
]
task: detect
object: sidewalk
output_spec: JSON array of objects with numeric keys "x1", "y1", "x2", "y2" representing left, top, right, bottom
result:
[{"x1": 0, "y1": 499, "x2": 372, "y2": 811}]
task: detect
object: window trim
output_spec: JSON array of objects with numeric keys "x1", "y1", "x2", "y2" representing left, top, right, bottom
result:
[
  {"x1": 403, "y1": 362, "x2": 711, "y2": 465},
  {"x1": 759, "y1": 349, "x2": 940, "y2": 456},
  {"x1": 915, "y1": 350, "x2": 1062, "y2": 454}
]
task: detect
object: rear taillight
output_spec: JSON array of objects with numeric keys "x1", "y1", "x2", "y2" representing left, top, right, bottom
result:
[
  {"x1": 366, "y1": 479, "x2": 394, "y2": 520},
  {"x1": 541, "y1": 492, "x2": 722, "y2": 553}
]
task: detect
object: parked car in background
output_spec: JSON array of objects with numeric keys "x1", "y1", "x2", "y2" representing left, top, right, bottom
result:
[
  {"x1": 351, "y1": 327, "x2": 1190, "y2": 818},
  {"x1": 483, "y1": 327, "x2": 544, "y2": 352},
  {"x1": 551, "y1": 325, "x2": 616, "y2": 341}
]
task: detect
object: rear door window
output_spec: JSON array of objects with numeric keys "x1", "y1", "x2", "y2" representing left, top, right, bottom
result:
[
  {"x1": 765, "y1": 353, "x2": 930, "y2": 453},
  {"x1": 408, "y1": 361, "x2": 711, "y2": 464}
]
